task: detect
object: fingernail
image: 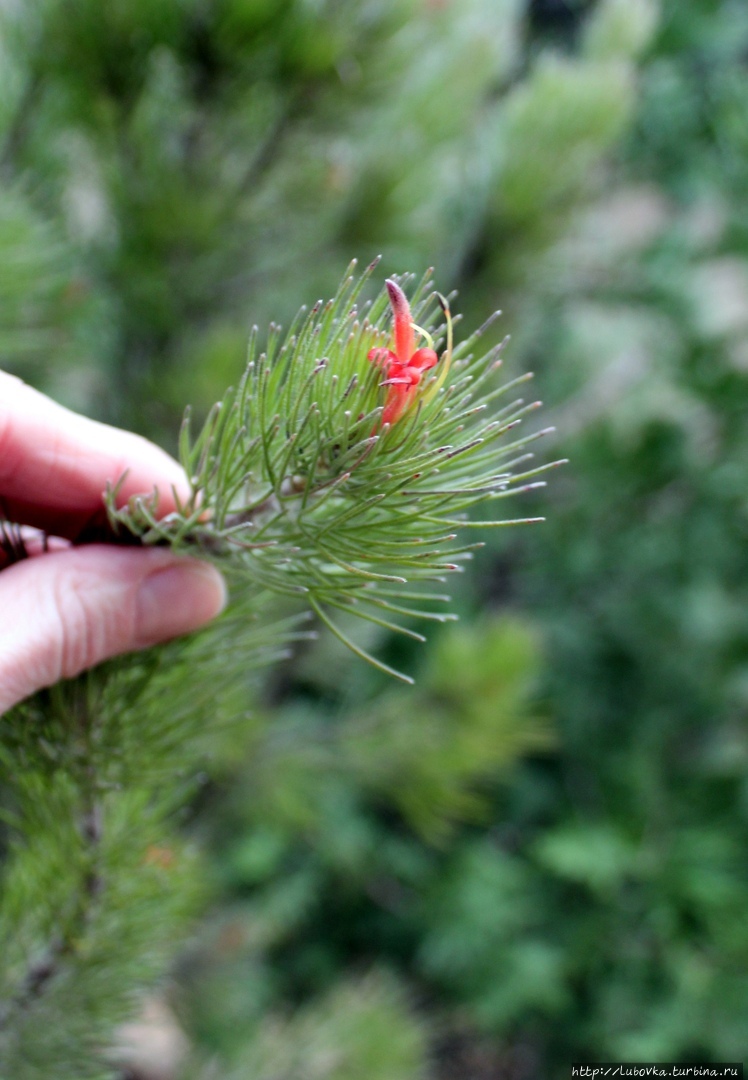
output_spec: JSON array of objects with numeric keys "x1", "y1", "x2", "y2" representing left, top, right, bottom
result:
[{"x1": 135, "y1": 560, "x2": 227, "y2": 646}]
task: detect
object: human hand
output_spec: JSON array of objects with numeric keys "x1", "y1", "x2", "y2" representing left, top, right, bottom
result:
[{"x1": 0, "y1": 372, "x2": 226, "y2": 714}]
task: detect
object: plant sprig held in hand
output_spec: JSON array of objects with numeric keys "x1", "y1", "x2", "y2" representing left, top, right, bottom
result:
[{"x1": 106, "y1": 259, "x2": 563, "y2": 682}]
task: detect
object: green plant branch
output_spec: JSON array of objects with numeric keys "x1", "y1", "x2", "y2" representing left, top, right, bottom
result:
[
  {"x1": 0, "y1": 687, "x2": 105, "y2": 1035},
  {"x1": 0, "y1": 263, "x2": 558, "y2": 1069},
  {"x1": 100, "y1": 261, "x2": 561, "y2": 679}
]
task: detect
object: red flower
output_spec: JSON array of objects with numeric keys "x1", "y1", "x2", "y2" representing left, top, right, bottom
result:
[{"x1": 368, "y1": 279, "x2": 440, "y2": 427}]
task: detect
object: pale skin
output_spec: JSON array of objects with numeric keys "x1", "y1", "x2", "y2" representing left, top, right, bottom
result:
[{"x1": 0, "y1": 371, "x2": 226, "y2": 714}]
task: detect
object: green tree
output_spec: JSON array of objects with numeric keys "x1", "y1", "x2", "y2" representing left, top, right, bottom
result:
[{"x1": 0, "y1": 0, "x2": 679, "y2": 1076}]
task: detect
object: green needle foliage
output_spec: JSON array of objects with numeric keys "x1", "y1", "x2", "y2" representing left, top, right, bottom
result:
[
  {"x1": 106, "y1": 260, "x2": 561, "y2": 682},
  {"x1": 0, "y1": 264, "x2": 555, "y2": 1078}
]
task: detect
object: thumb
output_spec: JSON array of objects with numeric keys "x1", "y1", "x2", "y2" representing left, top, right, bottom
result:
[{"x1": 0, "y1": 545, "x2": 226, "y2": 714}]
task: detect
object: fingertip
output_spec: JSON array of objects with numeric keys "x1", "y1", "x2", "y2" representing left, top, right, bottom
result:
[
  {"x1": 0, "y1": 547, "x2": 228, "y2": 714},
  {"x1": 111, "y1": 434, "x2": 191, "y2": 514},
  {"x1": 135, "y1": 559, "x2": 227, "y2": 646},
  {"x1": 0, "y1": 374, "x2": 192, "y2": 526}
]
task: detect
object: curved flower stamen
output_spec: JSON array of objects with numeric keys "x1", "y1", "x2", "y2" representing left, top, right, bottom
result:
[{"x1": 367, "y1": 279, "x2": 441, "y2": 427}]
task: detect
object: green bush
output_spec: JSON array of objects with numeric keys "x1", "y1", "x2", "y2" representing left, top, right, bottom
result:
[{"x1": 6, "y1": 0, "x2": 748, "y2": 1075}]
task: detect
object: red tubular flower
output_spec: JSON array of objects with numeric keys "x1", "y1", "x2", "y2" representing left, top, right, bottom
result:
[{"x1": 368, "y1": 279, "x2": 439, "y2": 427}]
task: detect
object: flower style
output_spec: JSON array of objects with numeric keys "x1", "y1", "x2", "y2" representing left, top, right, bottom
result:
[{"x1": 368, "y1": 279, "x2": 445, "y2": 427}]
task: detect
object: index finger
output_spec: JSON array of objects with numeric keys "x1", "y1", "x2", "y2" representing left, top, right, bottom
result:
[{"x1": 0, "y1": 371, "x2": 189, "y2": 540}]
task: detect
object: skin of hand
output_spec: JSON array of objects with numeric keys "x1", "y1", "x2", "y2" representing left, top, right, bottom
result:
[{"x1": 0, "y1": 371, "x2": 227, "y2": 714}]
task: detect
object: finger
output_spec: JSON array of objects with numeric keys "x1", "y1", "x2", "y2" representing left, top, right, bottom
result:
[
  {"x1": 0, "y1": 372, "x2": 188, "y2": 537},
  {"x1": 0, "y1": 545, "x2": 226, "y2": 714}
]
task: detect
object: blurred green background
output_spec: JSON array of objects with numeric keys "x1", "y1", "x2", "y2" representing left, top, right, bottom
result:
[{"x1": 3, "y1": 0, "x2": 748, "y2": 1075}]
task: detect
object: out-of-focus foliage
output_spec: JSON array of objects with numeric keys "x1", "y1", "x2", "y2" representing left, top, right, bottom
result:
[
  {"x1": 4, "y1": 0, "x2": 748, "y2": 1075},
  {"x1": 0, "y1": 0, "x2": 647, "y2": 434},
  {"x1": 174, "y1": 612, "x2": 545, "y2": 1074},
  {"x1": 218, "y1": 971, "x2": 428, "y2": 1080},
  {"x1": 507, "y1": 0, "x2": 748, "y2": 1060}
]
